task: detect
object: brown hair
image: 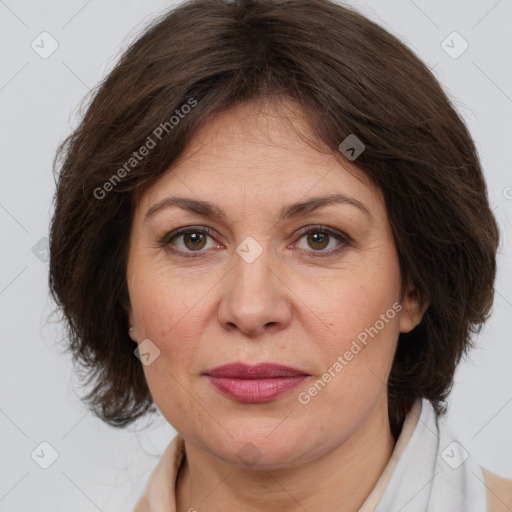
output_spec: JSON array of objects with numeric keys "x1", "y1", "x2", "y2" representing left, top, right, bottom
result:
[{"x1": 49, "y1": 0, "x2": 499, "y2": 439}]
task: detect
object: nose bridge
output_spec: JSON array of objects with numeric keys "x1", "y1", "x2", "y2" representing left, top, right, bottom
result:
[
  {"x1": 217, "y1": 236, "x2": 291, "y2": 335},
  {"x1": 234, "y1": 237, "x2": 273, "y2": 295}
]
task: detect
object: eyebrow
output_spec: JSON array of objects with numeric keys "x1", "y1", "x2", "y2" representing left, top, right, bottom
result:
[{"x1": 144, "y1": 193, "x2": 372, "y2": 222}]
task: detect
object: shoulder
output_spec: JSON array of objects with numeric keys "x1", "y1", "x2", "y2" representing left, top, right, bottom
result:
[{"x1": 482, "y1": 467, "x2": 512, "y2": 511}]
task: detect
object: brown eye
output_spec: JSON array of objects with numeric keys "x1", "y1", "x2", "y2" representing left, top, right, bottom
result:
[
  {"x1": 182, "y1": 232, "x2": 207, "y2": 250},
  {"x1": 162, "y1": 226, "x2": 218, "y2": 256},
  {"x1": 306, "y1": 232, "x2": 329, "y2": 250},
  {"x1": 294, "y1": 226, "x2": 350, "y2": 257}
]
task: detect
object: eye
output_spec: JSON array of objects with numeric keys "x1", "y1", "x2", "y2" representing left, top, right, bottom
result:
[
  {"x1": 159, "y1": 224, "x2": 351, "y2": 259},
  {"x1": 293, "y1": 225, "x2": 350, "y2": 257},
  {"x1": 160, "y1": 226, "x2": 221, "y2": 257}
]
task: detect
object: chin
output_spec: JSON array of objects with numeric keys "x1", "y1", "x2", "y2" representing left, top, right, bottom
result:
[{"x1": 203, "y1": 418, "x2": 328, "y2": 469}]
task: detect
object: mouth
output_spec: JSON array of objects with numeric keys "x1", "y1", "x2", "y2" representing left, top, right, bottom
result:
[{"x1": 203, "y1": 362, "x2": 310, "y2": 403}]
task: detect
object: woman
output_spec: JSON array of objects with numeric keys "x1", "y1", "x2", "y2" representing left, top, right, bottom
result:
[{"x1": 48, "y1": 0, "x2": 512, "y2": 510}]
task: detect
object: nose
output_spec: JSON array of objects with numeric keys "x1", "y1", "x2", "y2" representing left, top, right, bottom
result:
[{"x1": 217, "y1": 243, "x2": 292, "y2": 337}]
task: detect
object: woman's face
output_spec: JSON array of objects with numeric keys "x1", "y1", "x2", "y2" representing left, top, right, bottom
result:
[{"x1": 127, "y1": 98, "x2": 423, "y2": 468}]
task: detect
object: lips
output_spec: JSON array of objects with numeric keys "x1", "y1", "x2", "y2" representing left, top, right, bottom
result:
[
  {"x1": 205, "y1": 362, "x2": 308, "y2": 379},
  {"x1": 204, "y1": 363, "x2": 309, "y2": 403}
]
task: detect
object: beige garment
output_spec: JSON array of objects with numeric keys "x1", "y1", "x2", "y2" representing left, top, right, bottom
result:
[
  {"x1": 357, "y1": 399, "x2": 421, "y2": 511},
  {"x1": 132, "y1": 399, "x2": 511, "y2": 511},
  {"x1": 133, "y1": 434, "x2": 186, "y2": 512}
]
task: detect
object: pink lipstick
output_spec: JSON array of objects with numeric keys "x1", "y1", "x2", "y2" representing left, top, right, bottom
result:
[{"x1": 204, "y1": 362, "x2": 309, "y2": 403}]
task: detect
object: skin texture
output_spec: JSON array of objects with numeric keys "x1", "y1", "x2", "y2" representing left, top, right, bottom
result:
[{"x1": 126, "y1": 98, "x2": 427, "y2": 512}]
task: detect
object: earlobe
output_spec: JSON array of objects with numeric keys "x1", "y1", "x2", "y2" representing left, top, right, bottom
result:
[
  {"x1": 128, "y1": 325, "x2": 138, "y2": 343},
  {"x1": 399, "y1": 284, "x2": 429, "y2": 333},
  {"x1": 127, "y1": 308, "x2": 137, "y2": 342}
]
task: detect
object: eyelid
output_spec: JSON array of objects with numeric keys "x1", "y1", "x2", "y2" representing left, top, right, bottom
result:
[
  {"x1": 158, "y1": 225, "x2": 223, "y2": 258},
  {"x1": 160, "y1": 224, "x2": 351, "y2": 257},
  {"x1": 289, "y1": 224, "x2": 351, "y2": 257},
  {"x1": 161, "y1": 225, "x2": 219, "y2": 245},
  {"x1": 292, "y1": 224, "x2": 352, "y2": 244}
]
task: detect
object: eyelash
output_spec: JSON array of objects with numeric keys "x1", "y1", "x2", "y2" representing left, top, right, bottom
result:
[{"x1": 158, "y1": 225, "x2": 351, "y2": 259}]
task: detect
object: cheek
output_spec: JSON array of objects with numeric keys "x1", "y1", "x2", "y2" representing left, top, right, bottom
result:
[
  {"x1": 129, "y1": 266, "x2": 218, "y2": 387},
  {"x1": 314, "y1": 282, "x2": 401, "y2": 376},
  {"x1": 130, "y1": 271, "x2": 209, "y2": 427},
  {"x1": 297, "y1": 279, "x2": 401, "y2": 424},
  {"x1": 292, "y1": 249, "x2": 402, "y2": 395},
  {"x1": 130, "y1": 261, "x2": 204, "y2": 334},
  {"x1": 294, "y1": 255, "x2": 401, "y2": 344}
]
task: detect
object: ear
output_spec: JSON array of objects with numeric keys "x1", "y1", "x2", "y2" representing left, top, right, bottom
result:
[{"x1": 399, "y1": 280, "x2": 429, "y2": 333}]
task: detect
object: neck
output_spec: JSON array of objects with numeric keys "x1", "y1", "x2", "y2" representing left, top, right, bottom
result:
[{"x1": 176, "y1": 394, "x2": 395, "y2": 512}]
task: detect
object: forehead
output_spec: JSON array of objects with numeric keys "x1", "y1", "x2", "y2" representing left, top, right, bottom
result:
[{"x1": 136, "y1": 98, "x2": 383, "y2": 220}]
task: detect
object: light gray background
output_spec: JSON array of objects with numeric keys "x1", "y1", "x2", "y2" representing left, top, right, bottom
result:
[{"x1": 1, "y1": 0, "x2": 511, "y2": 510}]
